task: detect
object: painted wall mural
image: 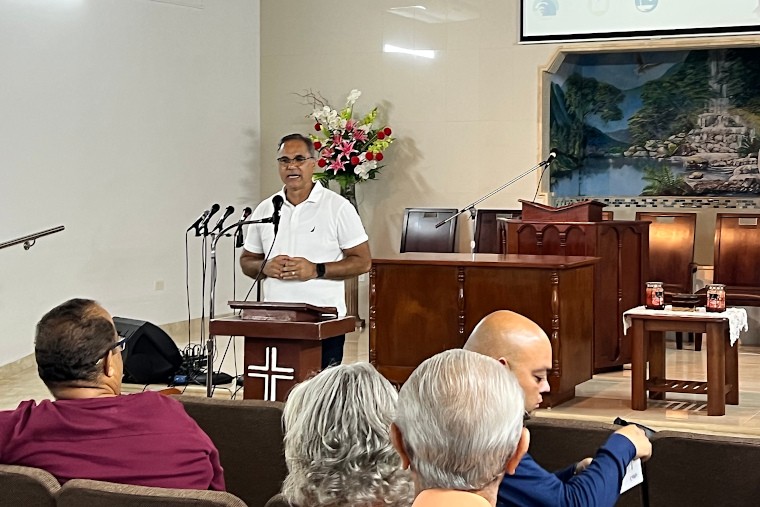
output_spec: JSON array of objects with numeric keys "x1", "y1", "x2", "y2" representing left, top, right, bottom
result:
[{"x1": 550, "y1": 48, "x2": 760, "y2": 198}]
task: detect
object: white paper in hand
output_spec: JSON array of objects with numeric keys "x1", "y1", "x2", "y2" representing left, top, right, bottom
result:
[{"x1": 620, "y1": 458, "x2": 643, "y2": 494}]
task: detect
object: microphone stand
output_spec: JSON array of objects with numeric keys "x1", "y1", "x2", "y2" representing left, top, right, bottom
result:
[
  {"x1": 206, "y1": 217, "x2": 272, "y2": 397},
  {"x1": 435, "y1": 156, "x2": 554, "y2": 253}
]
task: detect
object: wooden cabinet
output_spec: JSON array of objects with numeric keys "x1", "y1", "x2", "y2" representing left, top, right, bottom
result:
[
  {"x1": 507, "y1": 220, "x2": 649, "y2": 371},
  {"x1": 370, "y1": 253, "x2": 598, "y2": 407}
]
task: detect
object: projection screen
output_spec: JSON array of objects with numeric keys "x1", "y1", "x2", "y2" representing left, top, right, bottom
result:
[{"x1": 521, "y1": 0, "x2": 760, "y2": 43}]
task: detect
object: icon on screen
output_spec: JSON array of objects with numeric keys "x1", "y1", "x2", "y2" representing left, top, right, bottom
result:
[
  {"x1": 534, "y1": 0, "x2": 559, "y2": 17},
  {"x1": 635, "y1": 0, "x2": 658, "y2": 12},
  {"x1": 589, "y1": 0, "x2": 609, "y2": 15}
]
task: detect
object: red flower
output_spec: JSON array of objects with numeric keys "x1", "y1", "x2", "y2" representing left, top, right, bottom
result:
[
  {"x1": 351, "y1": 156, "x2": 360, "y2": 165},
  {"x1": 366, "y1": 152, "x2": 375, "y2": 161},
  {"x1": 317, "y1": 159, "x2": 327, "y2": 168},
  {"x1": 383, "y1": 127, "x2": 392, "y2": 136},
  {"x1": 375, "y1": 152, "x2": 384, "y2": 162},
  {"x1": 377, "y1": 131, "x2": 386, "y2": 140},
  {"x1": 314, "y1": 123, "x2": 321, "y2": 131},
  {"x1": 314, "y1": 141, "x2": 322, "y2": 150}
]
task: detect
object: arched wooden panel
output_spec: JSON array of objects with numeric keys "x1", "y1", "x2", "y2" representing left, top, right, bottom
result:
[
  {"x1": 516, "y1": 225, "x2": 540, "y2": 255},
  {"x1": 564, "y1": 226, "x2": 588, "y2": 257},
  {"x1": 540, "y1": 225, "x2": 562, "y2": 256}
]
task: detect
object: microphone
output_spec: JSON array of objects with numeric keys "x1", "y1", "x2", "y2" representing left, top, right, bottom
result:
[
  {"x1": 533, "y1": 149, "x2": 558, "y2": 203},
  {"x1": 199, "y1": 203, "x2": 220, "y2": 235},
  {"x1": 235, "y1": 207, "x2": 252, "y2": 248},
  {"x1": 211, "y1": 206, "x2": 235, "y2": 234},
  {"x1": 271, "y1": 195, "x2": 284, "y2": 236},
  {"x1": 188, "y1": 209, "x2": 210, "y2": 233}
]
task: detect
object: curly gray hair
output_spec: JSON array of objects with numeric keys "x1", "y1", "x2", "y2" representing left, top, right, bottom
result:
[{"x1": 281, "y1": 362, "x2": 413, "y2": 507}]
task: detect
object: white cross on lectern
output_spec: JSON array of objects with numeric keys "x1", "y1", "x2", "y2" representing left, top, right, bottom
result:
[{"x1": 247, "y1": 347, "x2": 295, "y2": 401}]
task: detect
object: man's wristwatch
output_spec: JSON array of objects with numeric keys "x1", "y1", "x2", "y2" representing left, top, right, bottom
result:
[{"x1": 316, "y1": 263, "x2": 326, "y2": 279}]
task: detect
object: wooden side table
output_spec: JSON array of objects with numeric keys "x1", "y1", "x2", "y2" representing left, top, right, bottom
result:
[{"x1": 628, "y1": 312, "x2": 739, "y2": 416}]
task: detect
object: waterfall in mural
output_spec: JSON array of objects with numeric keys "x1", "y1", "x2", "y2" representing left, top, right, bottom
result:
[{"x1": 549, "y1": 48, "x2": 760, "y2": 198}]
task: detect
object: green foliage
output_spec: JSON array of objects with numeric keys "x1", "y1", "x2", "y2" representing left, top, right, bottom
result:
[
  {"x1": 564, "y1": 73, "x2": 625, "y2": 123},
  {"x1": 550, "y1": 74, "x2": 624, "y2": 173},
  {"x1": 629, "y1": 52, "x2": 712, "y2": 144},
  {"x1": 312, "y1": 172, "x2": 330, "y2": 187},
  {"x1": 725, "y1": 49, "x2": 760, "y2": 115},
  {"x1": 640, "y1": 165, "x2": 690, "y2": 196},
  {"x1": 739, "y1": 136, "x2": 760, "y2": 158},
  {"x1": 369, "y1": 139, "x2": 392, "y2": 153},
  {"x1": 360, "y1": 108, "x2": 378, "y2": 126}
]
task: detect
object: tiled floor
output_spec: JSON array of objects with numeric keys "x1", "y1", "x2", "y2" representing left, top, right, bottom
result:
[{"x1": 3, "y1": 331, "x2": 760, "y2": 438}]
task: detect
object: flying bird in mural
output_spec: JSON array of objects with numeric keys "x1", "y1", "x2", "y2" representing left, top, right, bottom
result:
[{"x1": 634, "y1": 53, "x2": 664, "y2": 74}]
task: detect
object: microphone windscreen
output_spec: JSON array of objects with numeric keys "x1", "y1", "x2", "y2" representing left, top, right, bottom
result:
[{"x1": 208, "y1": 203, "x2": 220, "y2": 217}]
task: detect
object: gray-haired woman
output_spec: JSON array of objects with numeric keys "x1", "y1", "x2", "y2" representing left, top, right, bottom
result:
[{"x1": 267, "y1": 362, "x2": 413, "y2": 507}]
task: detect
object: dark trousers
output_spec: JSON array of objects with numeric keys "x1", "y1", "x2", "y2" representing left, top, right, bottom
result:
[{"x1": 321, "y1": 334, "x2": 346, "y2": 369}]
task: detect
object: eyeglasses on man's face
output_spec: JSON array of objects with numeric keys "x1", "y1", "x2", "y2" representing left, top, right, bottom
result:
[
  {"x1": 95, "y1": 336, "x2": 129, "y2": 366},
  {"x1": 277, "y1": 155, "x2": 314, "y2": 166},
  {"x1": 109, "y1": 336, "x2": 129, "y2": 353}
]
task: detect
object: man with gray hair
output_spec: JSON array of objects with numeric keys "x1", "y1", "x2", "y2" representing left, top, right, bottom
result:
[
  {"x1": 391, "y1": 349, "x2": 529, "y2": 507},
  {"x1": 240, "y1": 133, "x2": 371, "y2": 368}
]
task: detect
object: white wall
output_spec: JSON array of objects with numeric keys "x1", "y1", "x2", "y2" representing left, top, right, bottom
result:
[
  {"x1": 0, "y1": 0, "x2": 261, "y2": 366},
  {"x1": 260, "y1": 0, "x2": 557, "y2": 330}
]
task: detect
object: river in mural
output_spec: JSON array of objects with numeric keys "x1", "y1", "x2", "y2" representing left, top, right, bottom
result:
[{"x1": 549, "y1": 48, "x2": 760, "y2": 198}]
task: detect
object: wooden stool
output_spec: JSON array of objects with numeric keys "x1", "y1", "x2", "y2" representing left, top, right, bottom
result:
[{"x1": 629, "y1": 312, "x2": 738, "y2": 416}]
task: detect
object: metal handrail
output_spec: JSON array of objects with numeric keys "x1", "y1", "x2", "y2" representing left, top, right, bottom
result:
[{"x1": 0, "y1": 226, "x2": 65, "y2": 251}]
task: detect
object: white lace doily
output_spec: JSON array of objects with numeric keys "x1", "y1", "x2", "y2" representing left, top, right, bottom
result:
[{"x1": 623, "y1": 306, "x2": 748, "y2": 346}]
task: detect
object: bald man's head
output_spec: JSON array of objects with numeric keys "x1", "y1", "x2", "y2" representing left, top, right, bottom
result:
[{"x1": 464, "y1": 311, "x2": 552, "y2": 413}]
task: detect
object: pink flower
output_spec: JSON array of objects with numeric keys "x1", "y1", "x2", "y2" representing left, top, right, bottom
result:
[
  {"x1": 345, "y1": 119, "x2": 357, "y2": 132},
  {"x1": 329, "y1": 157, "x2": 346, "y2": 173},
  {"x1": 332, "y1": 133, "x2": 343, "y2": 145},
  {"x1": 338, "y1": 139, "x2": 356, "y2": 158},
  {"x1": 353, "y1": 129, "x2": 368, "y2": 142}
]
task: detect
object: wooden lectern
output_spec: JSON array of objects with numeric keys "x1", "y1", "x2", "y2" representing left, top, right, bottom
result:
[
  {"x1": 507, "y1": 200, "x2": 649, "y2": 372},
  {"x1": 209, "y1": 302, "x2": 355, "y2": 401}
]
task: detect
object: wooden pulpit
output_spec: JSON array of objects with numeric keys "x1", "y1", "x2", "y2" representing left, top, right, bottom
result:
[
  {"x1": 508, "y1": 200, "x2": 650, "y2": 372},
  {"x1": 519, "y1": 200, "x2": 606, "y2": 222},
  {"x1": 209, "y1": 302, "x2": 355, "y2": 401}
]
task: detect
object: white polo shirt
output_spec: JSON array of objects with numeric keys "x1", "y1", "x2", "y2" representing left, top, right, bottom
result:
[{"x1": 243, "y1": 183, "x2": 369, "y2": 316}]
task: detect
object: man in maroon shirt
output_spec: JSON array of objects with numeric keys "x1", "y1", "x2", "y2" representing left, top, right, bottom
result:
[{"x1": 0, "y1": 298, "x2": 225, "y2": 490}]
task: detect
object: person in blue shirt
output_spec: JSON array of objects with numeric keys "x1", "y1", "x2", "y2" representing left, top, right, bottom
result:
[{"x1": 464, "y1": 311, "x2": 652, "y2": 507}]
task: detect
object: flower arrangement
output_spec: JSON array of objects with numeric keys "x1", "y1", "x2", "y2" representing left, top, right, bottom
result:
[{"x1": 304, "y1": 89, "x2": 394, "y2": 192}]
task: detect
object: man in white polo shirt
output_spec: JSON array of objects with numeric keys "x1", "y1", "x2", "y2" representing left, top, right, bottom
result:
[{"x1": 240, "y1": 133, "x2": 372, "y2": 368}]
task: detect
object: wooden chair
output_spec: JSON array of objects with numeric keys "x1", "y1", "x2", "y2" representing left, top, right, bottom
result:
[
  {"x1": 0, "y1": 464, "x2": 59, "y2": 507},
  {"x1": 474, "y1": 209, "x2": 522, "y2": 253},
  {"x1": 400, "y1": 208, "x2": 458, "y2": 253},
  {"x1": 707, "y1": 213, "x2": 760, "y2": 306},
  {"x1": 636, "y1": 212, "x2": 699, "y2": 350}
]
